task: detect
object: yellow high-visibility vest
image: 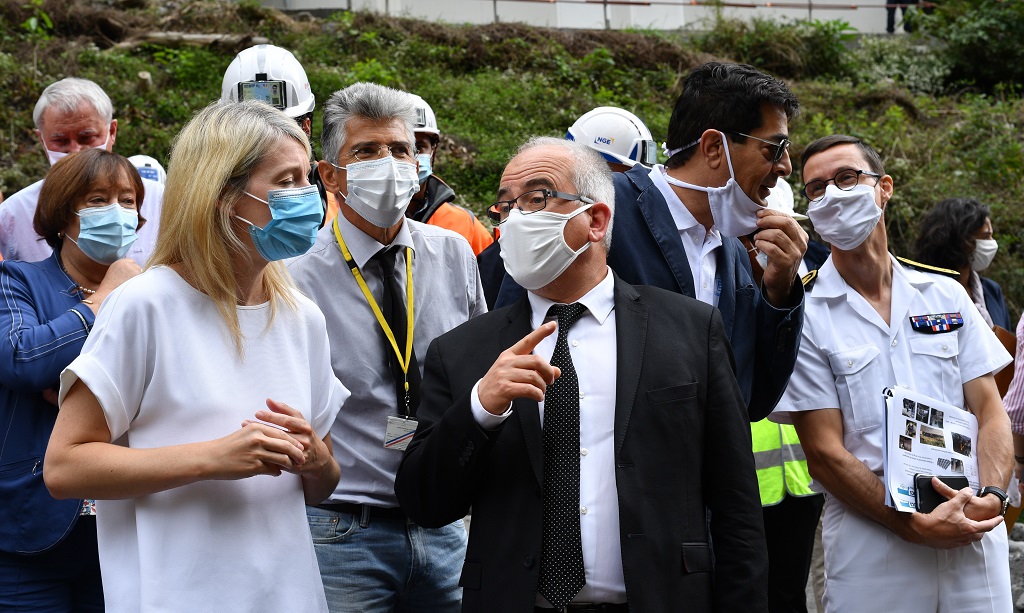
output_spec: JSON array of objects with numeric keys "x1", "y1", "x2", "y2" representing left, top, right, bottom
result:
[{"x1": 751, "y1": 419, "x2": 815, "y2": 506}]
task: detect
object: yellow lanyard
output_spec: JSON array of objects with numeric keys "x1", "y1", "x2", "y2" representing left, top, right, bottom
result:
[{"x1": 333, "y1": 218, "x2": 415, "y2": 400}]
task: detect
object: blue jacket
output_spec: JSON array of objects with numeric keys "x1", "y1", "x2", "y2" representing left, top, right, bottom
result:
[
  {"x1": 605, "y1": 164, "x2": 804, "y2": 422},
  {"x1": 0, "y1": 251, "x2": 93, "y2": 554},
  {"x1": 981, "y1": 276, "x2": 1011, "y2": 331}
]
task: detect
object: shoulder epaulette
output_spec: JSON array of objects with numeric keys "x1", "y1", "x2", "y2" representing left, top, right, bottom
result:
[
  {"x1": 895, "y1": 256, "x2": 959, "y2": 278},
  {"x1": 801, "y1": 269, "x2": 818, "y2": 290}
]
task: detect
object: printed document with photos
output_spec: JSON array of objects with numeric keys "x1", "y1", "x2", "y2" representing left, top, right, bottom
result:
[{"x1": 883, "y1": 387, "x2": 980, "y2": 512}]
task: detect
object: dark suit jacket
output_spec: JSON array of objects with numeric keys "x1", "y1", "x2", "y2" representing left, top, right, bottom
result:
[
  {"x1": 395, "y1": 276, "x2": 768, "y2": 613},
  {"x1": 605, "y1": 164, "x2": 804, "y2": 421}
]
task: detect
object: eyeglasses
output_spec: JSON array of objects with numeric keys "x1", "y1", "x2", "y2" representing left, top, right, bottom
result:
[
  {"x1": 488, "y1": 189, "x2": 594, "y2": 224},
  {"x1": 802, "y1": 169, "x2": 882, "y2": 202},
  {"x1": 346, "y1": 143, "x2": 416, "y2": 163},
  {"x1": 728, "y1": 131, "x2": 791, "y2": 165}
]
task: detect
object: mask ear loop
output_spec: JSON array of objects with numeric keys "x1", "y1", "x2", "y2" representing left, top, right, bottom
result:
[{"x1": 717, "y1": 130, "x2": 738, "y2": 181}]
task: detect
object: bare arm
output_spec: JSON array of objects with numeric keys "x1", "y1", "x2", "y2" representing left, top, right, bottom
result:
[
  {"x1": 962, "y1": 374, "x2": 1014, "y2": 520},
  {"x1": 45, "y1": 380, "x2": 307, "y2": 500},
  {"x1": 791, "y1": 408, "x2": 1002, "y2": 550}
]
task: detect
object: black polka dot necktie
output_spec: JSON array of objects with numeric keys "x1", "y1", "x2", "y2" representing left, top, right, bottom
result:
[{"x1": 538, "y1": 302, "x2": 587, "y2": 610}]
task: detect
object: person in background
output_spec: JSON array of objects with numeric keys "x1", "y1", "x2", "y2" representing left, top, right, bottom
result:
[
  {"x1": 221, "y1": 44, "x2": 330, "y2": 224},
  {"x1": 0, "y1": 148, "x2": 144, "y2": 611},
  {"x1": 998, "y1": 312, "x2": 1024, "y2": 529},
  {"x1": 288, "y1": 82, "x2": 485, "y2": 613},
  {"x1": 0, "y1": 78, "x2": 163, "y2": 264},
  {"x1": 886, "y1": 0, "x2": 919, "y2": 34},
  {"x1": 772, "y1": 134, "x2": 1012, "y2": 612},
  {"x1": 405, "y1": 93, "x2": 493, "y2": 256},
  {"x1": 44, "y1": 101, "x2": 347, "y2": 612},
  {"x1": 396, "y1": 136, "x2": 767, "y2": 612},
  {"x1": 913, "y1": 197, "x2": 1011, "y2": 330},
  {"x1": 128, "y1": 154, "x2": 166, "y2": 185},
  {"x1": 565, "y1": 106, "x2": 658, "y2": 173}
]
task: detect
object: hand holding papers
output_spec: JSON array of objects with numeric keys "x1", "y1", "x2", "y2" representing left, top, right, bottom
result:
[{"x1": 883, "y1": 387, "x2": 979, "y2": 512}]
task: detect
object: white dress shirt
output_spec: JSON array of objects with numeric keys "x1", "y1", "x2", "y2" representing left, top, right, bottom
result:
[
  {"x1": 471, "y1": 267, "x2": 625, "y2": 605},
  {"x1": 650, "y1": 165, "x2": 722, "y2": 306}
]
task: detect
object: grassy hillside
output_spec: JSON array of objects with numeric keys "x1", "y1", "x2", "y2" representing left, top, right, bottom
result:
[{"x1": 1, "y1": 0, "x2": 1022, "y2": 310}]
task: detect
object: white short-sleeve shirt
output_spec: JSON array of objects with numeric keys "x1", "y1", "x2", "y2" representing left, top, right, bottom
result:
[
  {"x1": 771, "y1": 255, "x2": 1010, "y2": 479},
  {"x1": 59, "y1": 266, "x2": 349, "y2": 612}
]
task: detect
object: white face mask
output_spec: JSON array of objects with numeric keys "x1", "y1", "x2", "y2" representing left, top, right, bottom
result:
[
  {"x1": 44, "y1": 134, "x2": 110, "y2": 166},
  {"x1": 662, "y1": 130, "x2": 765, "y2": 237},
  {"x1": 335, "y1": 156, "x2": 419, "y2": 228},
  {"x1": 971, "y1": 238, "x2": 998, "y2": 272},
  {"x1": 498, "y1": 204, "x2": 593, "y2": 291},
  {"x1": 807, "y1": 183, "x2": 882, "y2": 251}
]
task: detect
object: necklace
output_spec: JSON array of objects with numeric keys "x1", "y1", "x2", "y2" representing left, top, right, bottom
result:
[{"x1": 76, "y1": 285, "x2": 97, "y2": 295}]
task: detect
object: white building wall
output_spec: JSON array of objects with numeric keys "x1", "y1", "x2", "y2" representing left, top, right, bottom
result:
[{"x1": 263, "y1": 0, "x2": 897, "y2": 34}]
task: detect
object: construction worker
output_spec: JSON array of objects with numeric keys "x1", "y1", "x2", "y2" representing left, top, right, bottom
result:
[{"x1": 405, "y1": 93, "x2": 493, "y2": 256}]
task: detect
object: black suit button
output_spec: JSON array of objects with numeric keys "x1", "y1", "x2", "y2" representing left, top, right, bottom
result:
[{"x1": 523, "y1": 555, "x2": 534, "y2": 568}]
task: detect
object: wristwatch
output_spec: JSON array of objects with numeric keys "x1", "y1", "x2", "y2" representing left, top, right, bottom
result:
[{"x1": 977, "y1": 486, "x2": 1010, "y2": 517}]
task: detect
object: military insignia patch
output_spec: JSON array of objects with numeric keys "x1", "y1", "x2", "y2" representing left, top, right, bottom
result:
[{"x1": 909, "y1": 313, "x2": 964, "y2": 334}]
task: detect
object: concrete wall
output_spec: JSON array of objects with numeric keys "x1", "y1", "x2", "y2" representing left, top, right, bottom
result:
[{"x1": 264, "y1": 0, "x2": 902, "y2": 35}]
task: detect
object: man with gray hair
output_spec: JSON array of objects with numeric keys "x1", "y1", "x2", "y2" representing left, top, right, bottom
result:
[
  {"x1": 395, "y1": 137, "x2": 767, "y2": 612},
  {"x1": 0, "y1": 77, "x2": 163, "y2": 263},
  {"x1": 286, "y1": 82, "x2": 485, "y2": 612}
]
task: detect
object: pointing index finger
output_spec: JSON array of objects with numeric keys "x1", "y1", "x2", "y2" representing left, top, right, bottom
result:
[{"x1": 510, "y1": 321, "x2": 558, "y2": 356}]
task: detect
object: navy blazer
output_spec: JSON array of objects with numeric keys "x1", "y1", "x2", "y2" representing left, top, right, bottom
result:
[
  {"x1": 605, "y1": 164, "x2": 804, "y2": 421},
  {"x1": 0, "y1": 252, "x2": 91, "y2": 554},
  {"x1": 981, "y1": 276, "x2": 1011, "y2": 331},
  {"x1": 396, "y1": 276, "x2": 768, "y2": 613}
]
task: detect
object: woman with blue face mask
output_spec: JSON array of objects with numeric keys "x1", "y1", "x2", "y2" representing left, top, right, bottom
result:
[
  {"x1": 43, "y1": 101, "x2": 347, "y2": 613},
  {"x1": 0, "y1": 148, "x2": 144, "y2": 611}
]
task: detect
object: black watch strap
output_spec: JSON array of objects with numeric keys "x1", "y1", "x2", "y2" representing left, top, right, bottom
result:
[{"x1": 977, "y1": 486, "x2": 1010, "y2": 517}]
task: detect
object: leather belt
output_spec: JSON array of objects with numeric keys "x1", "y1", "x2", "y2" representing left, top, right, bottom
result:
[
  {"x1": 535, "y1": 604, "x2": 628, "y2": 612},
  {"x1": 314, "y1": 502, "x2": 406, "y2": 520}
]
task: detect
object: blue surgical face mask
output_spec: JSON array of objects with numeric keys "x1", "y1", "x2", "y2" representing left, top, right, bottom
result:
[
  {"x1": 236, "y1": 184, "x2": 323, "y2": 261},
  {"x1": 416, "y1": 153, "x2": 432, "y2": 183},
  {"x1": 67, "y1": 202, "x2": 138, "y2": 264}
]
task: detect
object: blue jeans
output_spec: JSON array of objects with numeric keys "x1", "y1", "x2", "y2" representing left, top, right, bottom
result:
[
  {"x1": 0, "y1": 516, "x2": 103, "y2": 612},
  {"x1": 307, "y1": 505, "x2": 466, "y2": 613}
]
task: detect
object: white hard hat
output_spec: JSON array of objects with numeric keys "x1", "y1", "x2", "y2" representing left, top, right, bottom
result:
[
  {"x1": 765, "y1": 180, "x2": 808, "y2": 220},
  {"x1": 221, "y1": 44, "x2": 315, "y2": 118},
  {"x1": 408, "y1": 93, "x2": 439, "y2": 136},
  {"x1": 566, "y1": 106, "x2": 657, "y2": 167},
  {"x1": 128, "y1": 154, "x2": 166, "y2": 185}
]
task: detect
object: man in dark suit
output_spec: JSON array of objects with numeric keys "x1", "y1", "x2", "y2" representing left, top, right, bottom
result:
[
  {"x1": 608, "y1": 62, "x2": 806, "y2": 423},
  {"x1": 395, "y1": 137, "x2": 767, "y2": 613}
]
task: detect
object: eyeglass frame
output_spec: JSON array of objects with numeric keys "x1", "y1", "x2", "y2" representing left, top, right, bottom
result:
[
  {"x1": 488, "y1": 188, "x2": 594, "y2": 224},
  {"x1": 342, "y1": 142, "x2": 416, "y2": 163},
  {"x1": 727, "y1": 131, "x2": 792, "y2": 165},
  {"x1": 802, "y1": 169, "x2": 882, "y2": 202}
]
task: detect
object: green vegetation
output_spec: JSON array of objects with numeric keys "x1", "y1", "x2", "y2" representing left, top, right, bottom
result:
[{"x1": 0, "y1": 0, "x2": 1022, "y2": 309}]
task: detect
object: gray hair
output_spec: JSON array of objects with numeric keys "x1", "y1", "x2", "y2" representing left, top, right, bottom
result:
[
  {"x1": 517, "y1": 136, "x2": 616, "y2": 247},
  {"x1": 320, "y1": 82, "x2": 418, "y2": 164},
  {"x1": 33, "y1": 78, "x2": 114, "y2": 130}
]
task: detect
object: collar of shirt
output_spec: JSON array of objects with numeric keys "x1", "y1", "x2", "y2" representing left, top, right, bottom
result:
[
  {"x1": 526, "y1": 266, "x2": 615, "y2": 329},
  {"x1": 334, "y1": 211, "x2": 416, "y2": 270},
  {"x1": 813, "y1": 253, "x2": 937, "y2": 300},
  {"x1": 650, "y1": 164, "x2": 721, "y2": 241}
]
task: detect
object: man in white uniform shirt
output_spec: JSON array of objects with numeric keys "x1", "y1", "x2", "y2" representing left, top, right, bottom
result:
[
  {"x1": 0, "y1": 78, "x2": 162, "y2": 264},
  {"x1": 770, "y1": 134, "x2": 1013, "y2": 612},
  {"x1": 396, "y1": 137, "x2": 767, "y2": 613}
]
